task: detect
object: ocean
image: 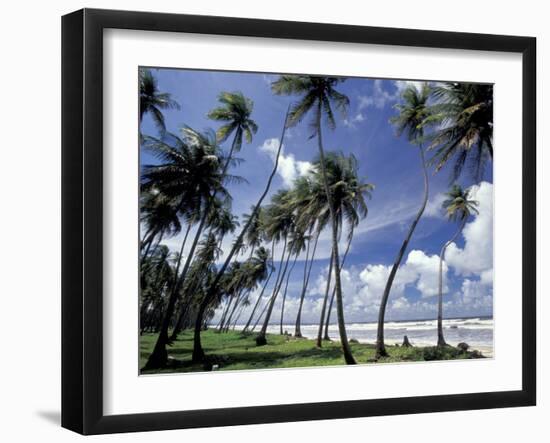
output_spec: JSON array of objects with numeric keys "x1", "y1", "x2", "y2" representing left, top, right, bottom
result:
[{"x1": 259, "y1": 317, "x2": 494, "y2": 357}]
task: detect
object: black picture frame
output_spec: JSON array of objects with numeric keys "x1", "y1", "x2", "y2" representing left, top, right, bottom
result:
[{"x1": 62, "y1": 8, "x2": 537, "y2": 435}]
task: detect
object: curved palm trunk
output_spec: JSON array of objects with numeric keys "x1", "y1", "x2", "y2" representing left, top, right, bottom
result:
[
  {"x1": 257, "y1": 241, "x2": 292, "y2": 343},
  {"x1": 316, "y1": 252, "x2": 334, "y2": 347},
  {"x1": 294, "y1": 232, "x2": 320, "y2": 337},
  {"x1": 437, "y1": 217, "x2": 467, "y2": 346},
  {"x1": 280, "y1": 254, "x2": 298, "y2": 334},
  {"x1": 375, "y1": 145, "x2": 429, "y2": 358},
  {"x1": 315, "y1": 109, "x2": 355, "y2": 365},
  {"x1": 324, "y1": 288, "x2": 336, "y2": 340},
  {"x1": 191, "y1": 107, "x2": 290, "y2": 363},
  {"x1": 144, "y1": 129, "x2": 240, "y2": 370},
  {"x1": 243, "y1": 268, "x2": 274, "y2": 332},
  {"x1": 324, "y1": 228, "x2": 354, "y2": 340}
]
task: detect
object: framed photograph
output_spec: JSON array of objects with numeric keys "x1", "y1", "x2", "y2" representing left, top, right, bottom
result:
[{"x1": 62, "y1": 8, "x2": 536, "y2": 435}]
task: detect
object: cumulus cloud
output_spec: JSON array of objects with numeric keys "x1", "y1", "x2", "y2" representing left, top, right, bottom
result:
[
  {"x1": 424, "y1": 192, "x2": 447, "y2": 218},
  {"x1": 259, "y1": 138, "x2": 313, "y2": 187},
  {"x1": 307, "y1": 249, "x2": 448, "y2": 322}
]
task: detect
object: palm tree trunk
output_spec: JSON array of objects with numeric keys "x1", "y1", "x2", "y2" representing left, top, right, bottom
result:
[
  {"x1": 324, "y1": 228, "x2": 354, "y2": 340},
  {"x1": 243, "y1": 268, "x2": 274, "y2": 332},
  {"x1": 437, "y1": 217, "x2": 467, "y2": 346},
  {"x1": 315, "y1": 107, "x2": 356, "y2": 365},
  {"x1": 252, "y1": 296, "x2": 270, "y2": 331},
  {"x1": 191, "y1": 107, "x2": 291, "y2": 363},
  {"x1": 316, "y1": 252, "x2": 334, "y2": 347},
  {"x1": 294, "y1": 232, "x2": 320, "y2": 337},
  {"x1": 280, "y1": 254, "x2": 298, "y2": 334},
  {"x1": 375, "y1": 145, "x2": 429, "y2": 358}
]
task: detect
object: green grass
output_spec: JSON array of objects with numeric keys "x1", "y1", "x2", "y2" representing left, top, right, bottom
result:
[{"x1": 140, "y1": 329, "x2": 483, "y2": 374}]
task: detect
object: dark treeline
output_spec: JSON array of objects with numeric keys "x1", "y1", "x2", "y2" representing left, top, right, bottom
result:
[{"x1": 138, "y1": 69, "x2": 493, "y2": 369}]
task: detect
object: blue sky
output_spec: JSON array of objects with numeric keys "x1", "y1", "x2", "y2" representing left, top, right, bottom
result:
[{"x1": 140, "y1": 68, "x2": 494, "y2": 324}]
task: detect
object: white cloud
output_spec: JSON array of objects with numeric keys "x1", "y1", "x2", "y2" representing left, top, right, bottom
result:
[
  {"x1": 358, "y1": 79, "x2": 399, "y2": 110},
  {"x1": 357, "y1": 79, "x2": 427, "y2": 111},
  {"x1": 343, "y1": 112, "x2": 366, "y2": 129},
  {"x1": 259, "y1": 138, "x2": 313, "y2": 188},
  {"x1": 445, "y1": 181, "x2": 493, "y2": 277},
  {"x1": 424, "y1": 192, "x2": 447, "y2": 218},
  {"x1": 307, "y1": 249, "x2": 448, "y2": 322}
]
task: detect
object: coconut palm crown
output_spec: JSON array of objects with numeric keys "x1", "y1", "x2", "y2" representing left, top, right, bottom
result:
[{"x1": 139, "y1": 68, "x2": 180, "y2": 132}]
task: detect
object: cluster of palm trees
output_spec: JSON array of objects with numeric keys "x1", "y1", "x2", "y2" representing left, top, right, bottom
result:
[{"x1": 139, "y1": 67, "x2": 493, "y2": 369}]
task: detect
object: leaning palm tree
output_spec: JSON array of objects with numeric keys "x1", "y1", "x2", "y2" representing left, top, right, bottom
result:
[
  {"x1": 256, "y1": 190, "x2": 295, "y2": 345},
  {"x1": 208, "y1": 91, "x2": 258, "y2": 161},
  {"x1": 272, "y1": 75, "x2": 356, "y2": 364},
  {"x1": 428, "y1": 83, "x2": 493, "y2": 181},
  {"x1": 437, "y1": 184, "x2": 479, "y2": 346},
  {"x1": 191, "y1": 107, "x2": 291, "y2": 363},
  {"x1": 142, "y1": 128, "x2": 231, "y2": 370},
  {"x1": 289, "y1": 175, "x2": 325, "y2": 338},
  {"x1": 139, "y1": 190, "x2": 182, "y2": 262},
  {"x1": 139, "y1": 68, "x2": 180, "y2": 132},
  {"x1": 375, "y1": 83, "x2": 432, "y2": 358}
]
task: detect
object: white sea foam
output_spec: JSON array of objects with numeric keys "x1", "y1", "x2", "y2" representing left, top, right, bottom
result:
[{"x1": 240, "y1": 317, "x2": 494, "y2": 357}]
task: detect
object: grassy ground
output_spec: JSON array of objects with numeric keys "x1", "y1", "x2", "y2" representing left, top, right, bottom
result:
[{"x1": 140, "y1": 329, "x2": 484, "y2": 374}]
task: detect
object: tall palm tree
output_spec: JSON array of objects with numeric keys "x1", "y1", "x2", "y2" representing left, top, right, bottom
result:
[
  {"x1": 289, "y1": 175, "x2": 324, "y2": 338},
  {"x1": 313, "y1": 152, "x2": 372, "y2": 347},
  {"x1": 437, "y1": 184, "x2": 479, "y2": 346},
  {"x1": 428, "y1": 83, "x2": 493, "y2": 181},
  {"x1": 375, "y1": 83, "x2": 432, "y2": 358},
  {"x1": 142, "y1": 128, "x2": 231, "y2": 370},
  {"x1": 272, "y1": 75, "x2": 356, "y2": 364},
  {"x1": 139, "y1": 68, "x2": 180, "y2": 132},
  {"x1": 256, "y1": 190, "x2": 295, "y2": 345},
  {"x1": 191, "y1": 107, "x2": 291, "y2": 363},
  {"x1": 208, "y1": 91, "x2": 258, "y2": 162}
]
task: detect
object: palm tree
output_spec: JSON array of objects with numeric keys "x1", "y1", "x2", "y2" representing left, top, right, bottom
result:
[
  {"x1": 139, "y1": 68, "x2": 180, "y2": 132},
  {"x1": 139, "y1": 190, "x2": 182, "y2": 262},
  {"x1": 428, "y1": 83, "x2": 493, "y2": 181},
  {"x1": 243, "y1": 239, "x2": 275, "y2": 332},
  {"x1": 225, "y1": 247, "x2": 271, "y2": 331},
  {"x1": 437, "y1": 184, "x2": 479, "y2": 346},
  {"x1": 208, "y1": 91, "x2": 258, "y2": 162},
  {"x1": 375, "y1": 83, "x2": 432, "y2": 358},
  {"x1": 142, "y1": 128, "x2": 231, "y2": 370},
  {"x1": 313, "y1": 152, "x2": 372, "y2": 347},
  {"x1": 140, "y1": 245, "x2": 173, "y2": 334},
  {"x1": 272, "y1": 75, "x2": 356, "y2": 364},
  {"x1": 191, "y1": 107, "x2": 291, "y2": 363},
  {"x1": 256, "y1": 190, "x2": 295, "y2": 345}
]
